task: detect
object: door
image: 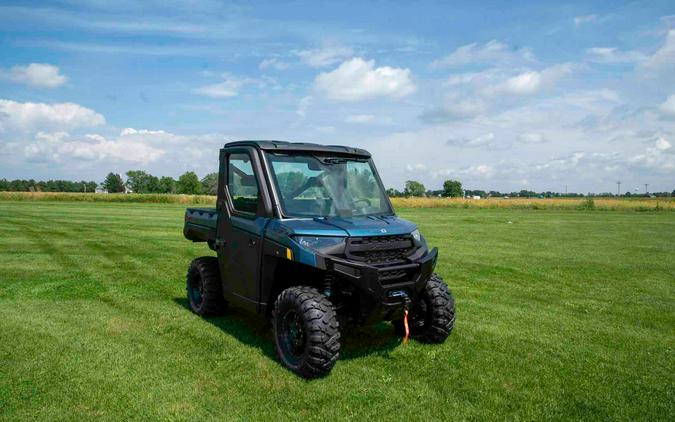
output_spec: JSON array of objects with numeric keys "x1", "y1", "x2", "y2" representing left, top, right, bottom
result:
[{"x1": 216, "y1": 148, "x2": 270, "y2": 310}]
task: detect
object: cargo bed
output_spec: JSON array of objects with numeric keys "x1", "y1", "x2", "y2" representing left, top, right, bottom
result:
[{"x1": 184, "y1": 207, "x2": 217, "y2": 243}]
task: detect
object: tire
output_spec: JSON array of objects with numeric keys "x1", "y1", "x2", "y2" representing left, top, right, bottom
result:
[
  {"x1": 393, "y1": 273, "x2": 455, "y2": 343},
  {"x1": 186, "y1": 257, "x2": 226, "y2": 316},
  {"x1": 272, "y1": 286, "x2": 340, "y2": 379}
]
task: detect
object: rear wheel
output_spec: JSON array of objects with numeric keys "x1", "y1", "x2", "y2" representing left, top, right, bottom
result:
[
  {"x1": 394, "y1": 273, "x2": 455, "y2": 343},
  {"x1": 272, "y1": 286, "x2": 340, "y2": 378},
  {"x1": 186, "y1": 257, "x2": 226, "y2": 316}
]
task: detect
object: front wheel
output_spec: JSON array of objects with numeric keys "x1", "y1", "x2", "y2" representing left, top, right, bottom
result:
[
  {"x1": 272, "y1": 286, "x2": 340, "y2": 378},
  {"x1": 394, "y1": 273, "x2": 455, "y2": 343}
]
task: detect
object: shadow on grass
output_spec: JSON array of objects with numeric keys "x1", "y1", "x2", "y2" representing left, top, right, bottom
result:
[{"x1": 173, "y1": 298, "x2": 400, "y2": 363}]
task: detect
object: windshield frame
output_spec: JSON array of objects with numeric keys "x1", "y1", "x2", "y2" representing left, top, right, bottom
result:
[{"x1": 262, "y1": 151, "x2": 395, "y2": 219}]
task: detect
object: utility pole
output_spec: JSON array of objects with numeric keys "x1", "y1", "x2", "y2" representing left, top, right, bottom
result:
[
  {"x1": 565, "y1": 184, "x2": 568, "y2": 196},
  {"x1": 616, "y1": 181, "x2": 621, "y2": 196},
  {"x1": 644, "y1": 183, "x2": 649, "y2": 196}
]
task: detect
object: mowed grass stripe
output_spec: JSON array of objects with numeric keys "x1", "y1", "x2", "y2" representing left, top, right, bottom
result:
[{"x1": 0, "y1": 201, "x2": 673, "y2": 420}]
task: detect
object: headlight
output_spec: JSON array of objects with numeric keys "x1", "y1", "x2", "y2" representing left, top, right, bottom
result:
[
  {"x1": 294, "y1": 236, "x2": 346, "y2": 254},
  {"x1": 411, "y1": 229, "x2": 427, "y2": 249}
]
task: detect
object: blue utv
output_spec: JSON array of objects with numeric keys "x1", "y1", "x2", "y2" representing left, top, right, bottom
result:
[{"x1": 183, "y1": 141, "x2": 455, "y2": 378}]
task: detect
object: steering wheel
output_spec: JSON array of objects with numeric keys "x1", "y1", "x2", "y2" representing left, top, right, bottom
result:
[{"x1": 352, "y1": 198, "x2": 372, "y2": 208}]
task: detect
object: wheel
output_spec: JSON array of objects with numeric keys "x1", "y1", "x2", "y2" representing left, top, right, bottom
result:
[
  {"x1": 272, "y1": 286, "x2": 340, "y2": 378},
  {"x1": 393, "y1": 273, "x2": 455, "y2": 343},
  {"x1": 186, "y1": 257, "x2": 226, "y2": 316}
]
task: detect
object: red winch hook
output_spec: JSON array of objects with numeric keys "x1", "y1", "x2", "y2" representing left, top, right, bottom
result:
[{"x1": 403, "y1": 309, "x2": 410, "y2": 344}]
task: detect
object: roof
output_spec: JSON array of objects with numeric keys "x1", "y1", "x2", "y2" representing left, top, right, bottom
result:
[{"x1": 223, "y1": 140, "x2": 371, "y2": 158}]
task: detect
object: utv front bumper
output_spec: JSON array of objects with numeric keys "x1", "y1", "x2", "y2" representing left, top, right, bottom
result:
[{"x1": 316, "y1": 247, "x2": 438, "y2": 323}]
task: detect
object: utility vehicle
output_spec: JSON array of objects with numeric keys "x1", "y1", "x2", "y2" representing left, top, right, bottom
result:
[{"x1": 183, "y1": 141, "x2": 455, "y2": 378}]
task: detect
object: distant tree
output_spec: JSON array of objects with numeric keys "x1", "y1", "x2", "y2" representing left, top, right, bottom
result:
[
  {"x1": 519, "y1": 190, "x2": 536, "y2": 198},
  {"x1": 177, "y1": 171, "x2": 202, "y2": 194},
  {"x1": 276, "y1": 171, "x2": 307, "y2": 196},
  {"x1": 157, "y1": 176, "x2": 176, "y2": 194},
  {"x1": 125, "y1": 170, "x2": 160, "y2": 193},
  {"x1": 404, "y1": 180, "x2": 426, "y2": 197},
  {"x1": 200, "y1": 172, "x2": 219, "y2": 195},
  {"x1": 103, "y1": 173, "x2": 125, "y2": 193},
  {"x1": 348, "y1": 168, "x2": 377, "y2": 196},
  {"x1": 442, "y1": 180, "x2": 463, "y2": 197},
  {"x1": 386, "y1": 188, "x2": 403, "y2": 197}
]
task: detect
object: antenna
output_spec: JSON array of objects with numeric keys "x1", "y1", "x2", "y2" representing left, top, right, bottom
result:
[{"x1": 616, "y1": 181, "x2": 621, "y2": 196}]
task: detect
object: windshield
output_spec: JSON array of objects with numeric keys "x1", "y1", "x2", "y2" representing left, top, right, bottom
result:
[{"x1": 265, "y1": 153, "x2": 393, "y2": 218}]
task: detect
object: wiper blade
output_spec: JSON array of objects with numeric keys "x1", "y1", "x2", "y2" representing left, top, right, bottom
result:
[{"x1": 320, "y1": 157, "x2": 347, "y2": 164}]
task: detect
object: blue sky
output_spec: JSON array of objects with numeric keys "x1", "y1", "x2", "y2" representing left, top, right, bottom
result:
[{"x1": 1, "y1": 0, "x2": 674, "y2": 193}]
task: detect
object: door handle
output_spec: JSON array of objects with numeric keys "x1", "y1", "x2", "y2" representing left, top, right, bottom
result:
[{"x1": 248, "y1": 238, "x2": 256, "y2": 247}]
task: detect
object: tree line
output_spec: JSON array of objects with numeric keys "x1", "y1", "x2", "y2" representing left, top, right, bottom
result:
[
  {"x1": 2, "y1": 174, "x2": 672, "y2": 197},
  {"x1": 387, "y1": 180, "x2": 674, "y2": 198},
  {"x1": 0, "y1": 179, "x2": 98, "y2": 193},
  {"x1": 102, "y1": 171, "x2": 218, "y2": 195},
  {"x1": 0, "y1": 170, "x2": 217, "y2": 195}
]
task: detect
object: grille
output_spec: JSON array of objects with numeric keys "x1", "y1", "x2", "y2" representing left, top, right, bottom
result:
[
  {"x1": 345, "y1": 235, "x2": 415, "y2": 265},
  {"x1": 379, "y1": 268, "x2": 408, "y2": 281}
]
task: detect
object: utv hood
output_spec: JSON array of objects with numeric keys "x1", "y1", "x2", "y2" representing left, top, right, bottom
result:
[{"x1": 280, "y1": 215, "x2": 416, "y2": 237}]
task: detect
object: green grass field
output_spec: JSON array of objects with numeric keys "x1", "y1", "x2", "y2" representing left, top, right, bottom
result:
[{"x1": 1, "y1": 201, "x2": 673, "y2": 420}]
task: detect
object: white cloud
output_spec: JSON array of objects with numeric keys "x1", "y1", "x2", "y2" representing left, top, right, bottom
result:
[
  {"x1": 642, "y1": 29, "x2": 675, "y2": 71},
  {"x1": 655, "y1": 136, "x2": 672, "y2": 151},
  {"x1": 431, "y1": 40, "x2": 534, "y2": 68},
  {"x1": 488, "y1": 64, "x2": 572, "y2": 96},
  {"x1": 0, "y1": 63, "x2": 67, "y2": 88},
  {"x1": 630, "y1": 137, "x2": 674, "y2": 173},
  {"x1": 658, "y1": 94, "x2": 675, "y2": 118},
  {"x1": 586, "y1": 47, "x2": 647, "y2": 63},
  {"x1": 518, "y1": 132, "x2": 546, "y2": 144},
  {"x1": 193, "y1": 73, "x2": 259, "y2": 98},
  {"x1": 421, "y1": 63, "x2": 573, "y2": 124},
  {"x1": 356, "y1": 80, "x2": 675, "y2": 192},
  {"x1": 405, "y1": 163, "x2": 427, "y2": 172},
  {"x1": 120, "y1": 127, "x2": 166, "y2": 136},
  {"x1": 499, "y1": 71, "x2": 543, "y2": 95},
  {"x1": 295, "y1": 45, "x2": 353, "y2": 67},
  {"x1": 434, "y1": 164, "x2": 494, "y2": 179},
  {"x1": 345, "y1": 114, "x2": 375, "y2": 123},
  {"x1": 258, "y1": 58, "x2": 290, "y2": 70},
  {"x1": 420, "y1": 98, "x2": 486, "y2": 123},
  {"x1": 446, "y1": 132, "x2": 496, "y2": 148},
  {"x1": 574, "y1": 15, "x2": 597, "y2": 26},
  {"x1": 314, "y1": 58, "x2": 415, "y2": 101},
  {"x1": 0, "y1": 99, "x2": 105, "y2": 133},
  {"x1": 463, "y1": 164, "x2": 494, "y2": 178},
  {"x1": 23, "y1": 131, "x2": 164, "y2": 164},
  {"x1": 117, "y1": 127, "x2": 198, "y2": 147},
  {"x1": 296, "y1": 96, "x2": 312, "y2": 118}
]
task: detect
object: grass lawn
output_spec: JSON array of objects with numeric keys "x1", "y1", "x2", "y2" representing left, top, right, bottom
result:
[{"x1": 0, "y1": 201, "x2": 673, "y2": 420}]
